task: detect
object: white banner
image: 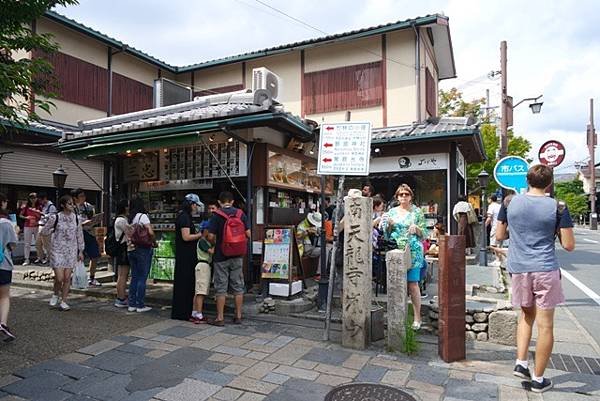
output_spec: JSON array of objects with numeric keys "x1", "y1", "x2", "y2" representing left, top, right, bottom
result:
[{"x1": 369, "y1": 153, "x2": 448, "y2": 173}]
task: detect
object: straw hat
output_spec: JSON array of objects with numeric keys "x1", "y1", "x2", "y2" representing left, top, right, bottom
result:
[{"x1": 307, "y1": 212, "x2": 322, "y2": 228}]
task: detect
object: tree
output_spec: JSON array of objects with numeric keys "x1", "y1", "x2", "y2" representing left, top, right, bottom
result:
[
  {"x1": 439, "y1": 88, "x2": 486, "y2": 121},
  {"x1": 0, "y1": 0, "x2": 78, "y2": 128},
  {"x1": 439, "y1": 88, "x2": 531, "y2": 193},
  {"x1": 555, "y1": 179, "x2": 588, "y2": 216}
]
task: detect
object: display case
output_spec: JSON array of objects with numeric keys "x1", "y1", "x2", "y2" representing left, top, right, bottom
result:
[{"x1": 267, "y1": 147, "x2": 333, "y2": 194}]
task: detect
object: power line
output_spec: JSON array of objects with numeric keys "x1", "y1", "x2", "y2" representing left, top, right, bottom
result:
[{"x1": 239, "y1": 0, "x2": 423, "y2": 72}]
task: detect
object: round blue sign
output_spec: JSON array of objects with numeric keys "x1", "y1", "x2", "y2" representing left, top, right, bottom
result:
[{"x1": 493, "y1": 156, "x2": 530, "y2": 194}]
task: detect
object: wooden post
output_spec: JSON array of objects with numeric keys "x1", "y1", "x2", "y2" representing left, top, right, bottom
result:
[{"x1": 438, "y1": 235, "x2": 466, "y2": 362}]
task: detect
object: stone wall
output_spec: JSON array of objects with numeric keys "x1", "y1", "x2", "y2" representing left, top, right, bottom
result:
[{"x1": 427, "y1": 303, "x2": 517, "y2": 345}]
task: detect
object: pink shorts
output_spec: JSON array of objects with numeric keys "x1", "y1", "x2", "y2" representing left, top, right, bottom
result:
[{"x1": 510, "y1": 269, "x2": 565, "y2": 310}]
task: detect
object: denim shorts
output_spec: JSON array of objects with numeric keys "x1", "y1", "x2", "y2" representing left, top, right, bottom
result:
[
  {"x1": 213, "y1": 258, "x2": 244, "y2": 295},
  {"x1": 510, "y1": 269, "x2": 565, "y2": 309},
  {"x1": 0, "y1": 270, "x2": 12, "y2": 286}
]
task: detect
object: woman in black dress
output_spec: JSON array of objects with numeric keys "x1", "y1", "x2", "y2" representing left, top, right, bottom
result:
[{"x1": 171, "y1": 194, "x2": 204, "y2": 321}]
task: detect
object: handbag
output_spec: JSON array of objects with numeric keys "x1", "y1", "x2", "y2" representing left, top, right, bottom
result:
[{"x1": 130, "y1": 214, "x2": 154, "y2": 248}]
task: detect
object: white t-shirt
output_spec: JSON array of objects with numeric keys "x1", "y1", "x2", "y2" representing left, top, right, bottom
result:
[
  {"x1": 132, "y1": 213, "x2": 151, "y2": 225},
  {"x1": 487, "y1": 202, "x2": 501, "y2": 232},
  {"x1": 114, "y1": 216, "x2": 128, "y2": 244}
]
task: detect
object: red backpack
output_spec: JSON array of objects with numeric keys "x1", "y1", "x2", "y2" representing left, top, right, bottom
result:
[{"x1": 215, "y1": 209, "x2": 248, "y2": 257}]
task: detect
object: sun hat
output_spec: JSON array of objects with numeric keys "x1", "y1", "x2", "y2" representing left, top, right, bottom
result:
[
  {"x1": 347, "y1": 189, "x2": 362, "y2": 198},
  {"x1": 307, "y1": 212, "x2": 322, "y2": 228},
  {"x1": 184, "y1": 193, "x2": 203, "y2": 206}
]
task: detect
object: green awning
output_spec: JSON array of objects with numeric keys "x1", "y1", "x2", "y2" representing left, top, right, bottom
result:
[{"x1": 59, "y1": 112, "x2": 314, "y2": 159}]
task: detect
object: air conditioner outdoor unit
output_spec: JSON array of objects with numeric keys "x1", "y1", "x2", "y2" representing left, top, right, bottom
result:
[
  {"x1": 153, "y1": 78, "x2": 192, "y2": 108},
  {"x1": 252, "y1": 67, "x2": 282, "y2": 102}
]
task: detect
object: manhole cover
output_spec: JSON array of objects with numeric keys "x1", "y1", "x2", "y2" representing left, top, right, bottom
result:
[{"x1": 324, "y1": 383, "x2": 417, "y2": 401}]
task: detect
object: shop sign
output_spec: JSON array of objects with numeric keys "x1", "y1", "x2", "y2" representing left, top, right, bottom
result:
[
  {"x1": 494, "y1": 156, "x2": 529, "y2": 194},
  {"x1": 139, "y1": 179, "x2": 213, "y2": 192},
  {"x1": 317, "y1": 122, "x2": 372, "y2": 176},
  {"x1": 456, "y1": 148, "x2": 466, "y2": 179},
  {"x1": 369, "y1": 153, "x2": 448, "y2": 173},
  {"x1": 123, "y1": 153, "x2": 158, "y2": 183},
  {"x1": 538, "y1": 140, "x2": 565, "y2": 168}
]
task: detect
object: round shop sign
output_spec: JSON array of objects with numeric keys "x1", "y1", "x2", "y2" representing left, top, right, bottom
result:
[
  {"x1": 494, "y1": 156, "x2": 530, "y2": 194},
  {"x1": 538, "y1": 140, "x2": 565, "y2": 167}
]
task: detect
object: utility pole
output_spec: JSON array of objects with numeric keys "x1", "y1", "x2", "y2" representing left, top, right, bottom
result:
[
  {"x1": 500, "y1": 41, "x2": 508, "y2": 158},
  {"x1": 486, "y1": 89, "x2": 490, "y2": 121},
  {"x1": 589, "y1": 98, "x2": 597, "y2": 230}
]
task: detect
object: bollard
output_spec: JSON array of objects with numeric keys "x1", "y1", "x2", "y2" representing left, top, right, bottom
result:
[
  {"x1": 385, "y1": 248, "x2": 410, "y2": 351},
  {"x1": 341, "y1": 196, "x2": 373, "y2": 350},
  {"x1": 438, "y1": 235, "x2": 466, "y2": 362}
]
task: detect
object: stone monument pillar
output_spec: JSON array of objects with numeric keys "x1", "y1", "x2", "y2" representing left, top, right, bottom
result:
[
  {"x1": 385, "y1": 248, "x2": 410, "y2": 351},
  {"x1": 342, "y1": 195, "x2": 373, "y2": 350},
  {"x1": 438, "y1": 235, "x2": 466, "y2": 362}
]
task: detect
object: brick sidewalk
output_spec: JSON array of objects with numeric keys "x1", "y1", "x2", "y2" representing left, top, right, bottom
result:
[{"x1": 2, "y1": 308, "x2": 600, "y2": 401}]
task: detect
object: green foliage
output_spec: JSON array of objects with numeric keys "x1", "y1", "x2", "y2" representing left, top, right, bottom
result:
[
  {"x1": 438, "y1": 88, "x2": 486, "y2": 120},
  {"x1": 555, "y1": 180, "x2": 588, "y2": 216},
  {"x1": 439, "y1": 88, "x2": 532, "y2": 193},
  {"x1": 0, "y1": 0, "x2": 78, "y2": 128}
]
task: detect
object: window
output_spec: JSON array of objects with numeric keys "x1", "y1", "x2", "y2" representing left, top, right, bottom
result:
[{"x1": 303, "y1": 62, "x2": 383, "y2": 115}]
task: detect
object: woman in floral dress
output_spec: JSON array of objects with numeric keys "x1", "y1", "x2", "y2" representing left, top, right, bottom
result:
[
  {"x1": 40, "y1": 195, "x2": 84, "y2": 311},
  {"x1": 380, "y1": 184, "x2": 427, "y2": 330}
]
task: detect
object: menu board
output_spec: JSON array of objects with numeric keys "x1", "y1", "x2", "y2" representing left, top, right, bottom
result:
[
  {"x1": 159, "y1": 140, "x2": 247, "y2": 181},
  {"x1": 261, "y1": 228, "x2": 293, "y2": 280}
]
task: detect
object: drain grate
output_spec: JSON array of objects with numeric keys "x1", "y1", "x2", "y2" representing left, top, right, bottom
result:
[
  {"x1": 324, "y1": 383, "x2": 416, "y2": 401},
  {"x1": 546, "y1": 353, "x2": 600, "y2": 375}
]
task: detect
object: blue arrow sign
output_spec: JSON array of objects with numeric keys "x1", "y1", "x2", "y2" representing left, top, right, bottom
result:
[{"x1": 493, "y1": 156, "x2": 530, "y2": 194}]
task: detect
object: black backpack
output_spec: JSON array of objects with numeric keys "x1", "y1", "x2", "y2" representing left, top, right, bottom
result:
[{"x1": 104, "y1": 218, "x2": 125, "y2": 257}]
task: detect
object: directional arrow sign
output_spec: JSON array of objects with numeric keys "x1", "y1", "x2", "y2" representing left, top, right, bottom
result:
[{"x1": 317, "y1": 122, "x2": 372, "y2": 176}]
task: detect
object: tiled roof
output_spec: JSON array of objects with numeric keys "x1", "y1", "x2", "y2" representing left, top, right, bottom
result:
[
  {"x1": 177, "y1": 14, "x2": 444, "y2": 72},
  {"x1": 45, "y1": 10, "x2": 447, "y2": 73},
  {"x1": 0, "y1": 118, "x2": 66, "y2": 138},
  {"x1": 371, "y1": 116, "x2": 477, "y2": 143},
  {"x1": 63, "y1": 90, "x2": 276, "y2": 141}
]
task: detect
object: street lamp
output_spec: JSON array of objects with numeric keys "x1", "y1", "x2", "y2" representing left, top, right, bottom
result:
[
  {"x1": 52, "y1": 165, "x2": 68, "y2": 203},
  {"x1": 478, "y1": 170, "x2": 490, "y2": 267}
]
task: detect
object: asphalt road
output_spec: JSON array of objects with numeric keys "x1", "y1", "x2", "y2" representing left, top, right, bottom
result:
[
  {"x1": 0, "y1": 287, "x2": 168, "y2": 377},
  {"x1": 558, "y1": 226, "x2": 600, "y2": 349}
]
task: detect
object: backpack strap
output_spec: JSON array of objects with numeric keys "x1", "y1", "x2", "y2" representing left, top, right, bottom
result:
[
  {"x1": 214, "y1": 209, "x2": 229, "y2": 220},
  {"x1": 53, "y1": 213, "x2": 59, "y2": 233}
]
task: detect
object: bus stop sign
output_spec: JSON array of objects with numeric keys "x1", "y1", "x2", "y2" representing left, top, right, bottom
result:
[{"x1": 493, "y1": 156, "x2": 530, "y2": 194}]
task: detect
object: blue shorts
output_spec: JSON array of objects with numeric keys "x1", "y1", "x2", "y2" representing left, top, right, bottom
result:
[
  {"x1": 83, "y1": 231, "x2": 101, "y2": 259},
  {"x1": 407, "y1": 268, "x2": 421, "y2": 283},
  {"x1": 0, "y1": 270, "x2": 12, "y2": 286}
]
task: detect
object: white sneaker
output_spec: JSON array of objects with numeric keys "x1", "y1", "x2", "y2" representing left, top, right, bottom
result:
[
  {"x1": 49, "y1": 295, "x2": 59, "y2": 307},
  {"x1": 22, "y1": 260, "x2": 30, "y2": 266},
  {"x1": 489, "y1": 260, "x2": 502, "y2": 267},
  {"x1": 127, "y1": 307, "x2": 137, "y2": 312},
  {"x1": 411, "y1": 321, "x2": 422, "y2": 330},
  {"x1": 136, "y1": 306, "x2": 152, "y2": 313},
  {"x1": 59, "y1": 301, "x2": 70, "y2": 311}
]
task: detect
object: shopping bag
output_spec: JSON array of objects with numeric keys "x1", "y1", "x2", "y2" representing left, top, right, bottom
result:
[{"x1": 72, "y1": 260, "x2": 88, "y2": 289}]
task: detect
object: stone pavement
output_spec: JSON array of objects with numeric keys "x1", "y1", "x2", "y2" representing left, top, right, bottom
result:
[{"x1": 2, "y1": 301, "x2": 600, "y2": 401}]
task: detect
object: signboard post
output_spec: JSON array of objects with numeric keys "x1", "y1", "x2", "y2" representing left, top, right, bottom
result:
[
  {"x1": 538, "y1": 140, "x2": 566, "y2": 168},
  {"x1": 538, "y1": 140, "x2": 565, "y2": 198},
  {"x1": 320, "y1": 122, "x2": 372, "y2": 342},
  {"x1": 493, "y1": 156, "x2": 530, "y2": 194}
]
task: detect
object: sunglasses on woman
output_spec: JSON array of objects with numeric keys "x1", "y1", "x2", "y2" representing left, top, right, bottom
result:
[{"x1": 398, "y1": 193, "x2": 411, "y2": 197}]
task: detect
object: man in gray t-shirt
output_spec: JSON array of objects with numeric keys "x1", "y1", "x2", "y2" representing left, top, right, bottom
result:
[{"x1": 496, "y1": 165, "x2": 575, "y2": 393}]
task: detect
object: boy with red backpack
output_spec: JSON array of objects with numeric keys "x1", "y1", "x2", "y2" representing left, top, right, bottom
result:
[{"x1": 207, "y1": 191, "x2": 250, "y2": 326}]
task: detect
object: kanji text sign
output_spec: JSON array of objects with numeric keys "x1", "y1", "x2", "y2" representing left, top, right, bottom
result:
[
  {"x1": 493, "y1": 156, "x2": 530, "y2": 194},
  {"x1": 317, "y1": 122, "x2": 372, "y2": 176}
]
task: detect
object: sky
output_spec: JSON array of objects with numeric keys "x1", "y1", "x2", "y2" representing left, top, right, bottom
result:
[{"x1": 54, "y1": 0, "x2": 600, "y2": 173}]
